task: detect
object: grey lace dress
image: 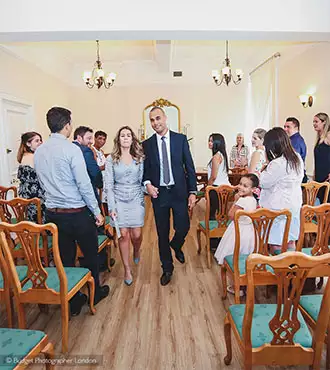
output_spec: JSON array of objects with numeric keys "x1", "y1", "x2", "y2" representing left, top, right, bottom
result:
[{"x1": 105, "y1": 157, "x2": 145, "y2": 228}]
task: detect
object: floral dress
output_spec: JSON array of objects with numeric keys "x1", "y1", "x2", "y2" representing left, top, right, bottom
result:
[{"x1": 17, "y1": 165, "x2": 46, "y2": 223}]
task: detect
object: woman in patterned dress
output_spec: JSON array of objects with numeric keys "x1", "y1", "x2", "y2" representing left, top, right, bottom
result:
[
  {"x1": 17, "y1": 132, "x2": 45, "y2": 223},
  {"x1": 105, "y1": 126, "x2": 145, "y2": 285}
]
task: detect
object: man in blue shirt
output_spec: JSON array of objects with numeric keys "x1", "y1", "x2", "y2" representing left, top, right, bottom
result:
[
  {"x1": 35, "y1": 107, "x2": 110, "y2": 316},
  {"x1": 284, "y1": 117, "x2": 308, "y2": 183}
]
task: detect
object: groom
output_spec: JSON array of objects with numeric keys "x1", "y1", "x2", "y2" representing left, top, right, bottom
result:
[{"x1": 143, "y1": 106, "x2": 197, "y2": 286}]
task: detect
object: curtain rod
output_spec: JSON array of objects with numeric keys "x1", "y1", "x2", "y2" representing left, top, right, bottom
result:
[{"x1": 249, "y1": 52, "x2": 281, "y2": 76}]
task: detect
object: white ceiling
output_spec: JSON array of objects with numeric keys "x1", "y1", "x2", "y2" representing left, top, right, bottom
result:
[{"x1": 0, "y1": 40, "x2": 321, "y2": 87}]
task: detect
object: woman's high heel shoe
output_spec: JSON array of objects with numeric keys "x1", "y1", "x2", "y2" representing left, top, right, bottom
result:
[
  {"x1": 133, "y1": 257, "x2": 140, "y2": 265},
  {"x1": 124, "y1": 278, "x2": 133, "y2": 286}
]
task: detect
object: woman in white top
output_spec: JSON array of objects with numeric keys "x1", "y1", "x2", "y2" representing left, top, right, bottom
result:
[
  {"x1": 259, "y1": 127, "x2": 304, "y2": 254},
  {"x1": 207, "y1": 133, "x2": 230, "y2": 187},
  {"x1": 249, "y1": 128, "x2": 267, "y2": 176},
  {"x1": 207, "y1": 133, "x2": 230, "y2": 250}
]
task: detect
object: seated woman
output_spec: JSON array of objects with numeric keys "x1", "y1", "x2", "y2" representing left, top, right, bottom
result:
[
  {"x1": 259, "y1": 127, "x2": 304, "y2": 254},
  {"x1": 249, "y1": 128, "x2": 267, "y2": 176},
  {"x1": 17, "y1": 132, "x2": 45, "y2": 223}
]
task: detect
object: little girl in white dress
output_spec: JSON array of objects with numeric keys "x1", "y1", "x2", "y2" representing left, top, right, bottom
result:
[{"x1": 214, "y1": 174, "x2": 259, "y2": 266}]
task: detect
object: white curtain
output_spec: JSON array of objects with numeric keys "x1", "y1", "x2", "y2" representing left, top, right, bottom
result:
[{"x1": 245, "y1": 56, "x2": 279, "y2": 140}]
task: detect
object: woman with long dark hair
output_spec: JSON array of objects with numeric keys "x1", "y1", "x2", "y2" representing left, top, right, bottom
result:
[
  {"x1": 313, "y1": 112, "x2": 330, "y2": 202},
  {"x1": 259, "y1": 127, "x2": 304, "y2": 253},
  {"x1": 105, "y1": 126, "x2": 145, "y2": 285},
  {"x1": 17, "y1": 132, "x2": 45, "y2": 222},
  {"x1": 207, "y1": 133, "x2": 229, "y2": 187},
  {"x1": 207, "y1": 133, "x2": 230, "y2": 251}
]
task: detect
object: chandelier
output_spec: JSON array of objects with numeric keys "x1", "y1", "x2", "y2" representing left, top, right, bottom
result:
[
  {"x1": 83, "y1": 40, "x2": 117, "y2": 89},
  {"x1": 212, "y1": 41, "x2": 243, "y2": 86}
]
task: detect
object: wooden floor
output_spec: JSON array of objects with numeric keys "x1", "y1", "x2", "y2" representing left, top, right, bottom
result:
[{"x1": 0, "y1": 198, "x2": 326, "y2": 369}]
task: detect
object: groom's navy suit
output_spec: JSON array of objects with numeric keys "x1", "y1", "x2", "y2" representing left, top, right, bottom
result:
[{"x1": 143, "y1": 131, "x2": 197, "y2": 273}]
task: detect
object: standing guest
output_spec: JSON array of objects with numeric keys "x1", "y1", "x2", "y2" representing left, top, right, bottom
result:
[
  {"x1": 313, "y1": 112, "x2": 330, "y2": 202},
  {"x1": 73, "y1": 126, "x2": 103, "y2": 205},
  {"x1": 284, "y1": 117, "x2": 308, "y2": 183},
  {"x1": 34, "y1": 107, "x2": 109, "y2": 316},
  {"x1": 91, "y1": 130, "x2": 108, "y2": 205},
  {"x1": 73, "y1": 126, "x2": 113, "y2": 270},
  {"x1": 259, "y1": 127, "x2": 304, "y2": 254},
  {"x1": 92, "y1": 131, "x2": 108, "y2": 171},
  {"x1": 207, "y1": 133, "x2": 230, "y2": 251},
  {"x1": 249, "y1": 128, "x2": 267, "y2": 176},
  {"x1": 229, "y1": 133, "x2": 249, "y2": 168},
  {"x1": 143, "y1": 107, "x2": 197, "y2": 286},
  {"x1": 17, "y1": 132, "x2": 45, "y2": 223},
  {"x1": 105, "y1": 126, "x2": 145, "y2": 286}
]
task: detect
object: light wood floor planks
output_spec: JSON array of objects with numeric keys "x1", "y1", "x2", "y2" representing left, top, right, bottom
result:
[{"x1": 0, "y1": 198, "x2": 326, "y2": 369}]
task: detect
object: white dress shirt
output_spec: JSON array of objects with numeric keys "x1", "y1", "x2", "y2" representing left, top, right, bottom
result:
[{"x1": 156, "y1": 130, "x2": 175, "y2": 186}]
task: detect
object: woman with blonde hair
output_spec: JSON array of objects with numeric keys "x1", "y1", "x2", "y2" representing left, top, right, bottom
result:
[
  {"x1": 248, "y1": 128, "x2": 267, "y2": 176},
  {"x1": 105, "y1": 126, "x2": 145, "y2": 285},
  {"x1": 313, "y1": 112, "x2": 330, "y2": 201},
  {"x1": 17, "y1": 131, "x2": 45, "y2": 222}
]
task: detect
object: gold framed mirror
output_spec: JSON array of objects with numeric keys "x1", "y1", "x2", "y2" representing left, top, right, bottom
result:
[{"x1": 142, "y1": 98, "x2": 181, "y2": 139}]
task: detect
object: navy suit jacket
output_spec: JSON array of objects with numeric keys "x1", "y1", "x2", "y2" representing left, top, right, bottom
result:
[
  {"x1": 73, "y1": 141, "x2": 103, "y2": 202},
  {"x1": 142, "y1": 131, "x2": 197, "y2": 199}
]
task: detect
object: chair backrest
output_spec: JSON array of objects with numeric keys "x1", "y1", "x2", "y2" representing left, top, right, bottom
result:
[
  {"x1": 0, "y1": 222, "x2": 68, "y2": 294},
  {"x1": 230, "y1": 168, "x2": 248, "y2": 175},
  {"x1": 296, "y1": 203, "x2": 330, "y2": 254},
  {"x1": 302, "y1": 181, "x2": 330, "y2": 205},
  {"x1": 0, "y1": 198, "x2": 42, "y2": 224},
  {"x1": 205, "y1": 185, "x2": 236, "y2": 229},
  {"x1": 233, "y1": 208, "x2": 291, "y2": 270},
  {"x1": 0, "y1": 186, "x2": 17, "y2": 200},
  {"x1": 244, "y1": 252, "x2": 330, "y2": 353}
]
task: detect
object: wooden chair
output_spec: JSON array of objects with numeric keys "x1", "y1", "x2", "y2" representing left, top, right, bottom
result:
[
  {"x1": 0, "y1": 222, "x2": 96, "y2": 353},
  {"x1": 197, "y1": 185, "x2": 236, "y2": 268},
  {"x1": 0, "y1": 185, "x2": 17, "y2": 200},
  {"x1": 296, "y1": 203, "x2": 330, "y2": 290},
  {"x1": 0, "y1": 198, "x2": 51, "y2": 266},
  {"x1": 221, "y1": 208, "x2": 292, "y2": 303},
  {"x1": 224, "y1": 252, "x2": 330, "y2": 370},
  {"x1": 302, "y1": 181, "x2": 330, "y2": 206},
  {"x1": 0, "y1": 329, "x2": 54, "y2": 369}
]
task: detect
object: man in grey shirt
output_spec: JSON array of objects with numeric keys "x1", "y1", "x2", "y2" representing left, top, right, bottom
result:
[{"x1": 34, "y1": 107, "x2": 109, "y2": 315}]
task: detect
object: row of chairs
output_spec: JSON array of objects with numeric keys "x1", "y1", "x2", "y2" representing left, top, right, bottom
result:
[{"x1": 197, "y1": 181, "x2": 330, "y2": 268}]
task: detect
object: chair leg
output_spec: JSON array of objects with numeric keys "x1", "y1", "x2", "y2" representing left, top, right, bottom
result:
[
  {"x1": 87, "y1": 276, "x2": 96, "y2": 315},
  {"x1": 61, "y1": 299, "x2": 69, "y2": 353},
  {"x1": 234, "y1": 280, "x2": 241, "y2": 304},
  {"x1": 327, "y1": 335, "x2": 330, "y2": 370},
  {"x1": 17, "y1": 302, "x2": 27, "y2": 329},
  {"x1": 224, "y1": 315, "x2": 232, "y2": 365},
  {"x1": 221, "y1": 265, "x2": 227, "y2": 300},
  {"x1": 206, "y1": 239, "x2": 211, "y2": 269},
  {"x1": 197, "y1": 229, "x2": 202, "y2": 254},
  {"x1": 42, "y1": 342, "x2": 55, "y2": 370},
  {"x1": 4, "y1": 290, "x2": 13, "y2": 328},
  {"x1": 106, "y1": 244, "x2": 111, "y2": 272}
]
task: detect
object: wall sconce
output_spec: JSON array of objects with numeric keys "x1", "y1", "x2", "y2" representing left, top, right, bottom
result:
[{"x1": 299, "y1": 95, "x2": 314, "y2": 108}]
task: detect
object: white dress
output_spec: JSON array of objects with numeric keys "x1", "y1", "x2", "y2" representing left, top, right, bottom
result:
[
  {"x1": 214, "y1": 196, "x2": 257, "y2": 264},
  {"x1": 259, "y1": 155, "x2": 304, "y2": 244},
  {"x1": 250, "y1": 148, "x2": 266, "y2": 176},
  {"x1": 207, "y1": 152, "x2": 230, "y2": 186}
]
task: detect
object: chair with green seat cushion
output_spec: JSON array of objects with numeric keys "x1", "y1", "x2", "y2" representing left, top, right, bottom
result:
[
  {"x1": 229, "y1": 304, "x2": 312, "y2": 348},
  {"x1": 0, "y1": 328, "x2": 54, "y2": 370},
  {"x1": 224, "y1": 252, "x2": 330, "y2": 369},
  {"x1": 221, "y1": 208, "x2": 291, "y2": 303},
  {"x1": 0, "y1": 222, "x2": 96, "y2": 353},
  {"x1": 197, "y1": 185, "x2": 236, "y2": 269}
]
